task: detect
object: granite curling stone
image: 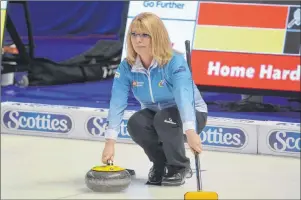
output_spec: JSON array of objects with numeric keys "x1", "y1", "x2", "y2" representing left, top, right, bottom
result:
[{"x1": 85, "y1": 162, "x2": 132, "y2": 193}]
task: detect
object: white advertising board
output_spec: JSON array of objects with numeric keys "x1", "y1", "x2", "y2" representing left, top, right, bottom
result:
[
  {"x1": 121, "y1": 1, "x2": 199, "y2": 59},
  {"x1": 127, "y1": 1, "x2": 199, "y2": 20},
  {"x1": 258, "y1": 123, "x2": 300, "y2": 158}
]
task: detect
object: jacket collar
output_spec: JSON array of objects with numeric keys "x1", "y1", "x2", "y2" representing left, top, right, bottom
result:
[{"x1": 131, "y1": 56, "x2": 158, "y2": 73}]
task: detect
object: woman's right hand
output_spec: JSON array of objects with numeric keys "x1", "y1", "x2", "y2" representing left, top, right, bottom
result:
[{"x1": 101, "y1": 139, "x2": 115, "y2": 164}]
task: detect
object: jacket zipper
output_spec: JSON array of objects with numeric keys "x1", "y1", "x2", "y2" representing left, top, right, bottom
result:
[{"x1": 147, "y1": 68, "x2": 155, "y2": 103}]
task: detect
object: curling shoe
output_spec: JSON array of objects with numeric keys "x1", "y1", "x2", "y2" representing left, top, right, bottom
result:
[
  {"x1": 161, "y1": 165, "x2": 192, "y2": 186},
  {"x1": 146, "y1": 164, "x2": 165, "y2": 186}
]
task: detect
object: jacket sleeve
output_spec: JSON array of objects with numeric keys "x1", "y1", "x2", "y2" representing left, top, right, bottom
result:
[
  {"x1": 169, "y1": 55, "x2": 196, "y2": 133},
  {"x1": 105, "y1": 61, "x2": 131, "y2": 140}
]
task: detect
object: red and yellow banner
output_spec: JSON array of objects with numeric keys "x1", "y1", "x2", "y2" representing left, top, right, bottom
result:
[{"x1": 191, "y1": 2, "x2": 301, "y2": 93}]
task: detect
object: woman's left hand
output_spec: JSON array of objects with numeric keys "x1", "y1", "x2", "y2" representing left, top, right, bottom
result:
[{"x1": 185, "y1": 129, "x2": 202, "y2": 154}]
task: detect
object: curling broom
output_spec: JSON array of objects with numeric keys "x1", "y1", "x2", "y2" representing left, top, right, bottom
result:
[{"x1": 183, "y1": 40, "x2": 218, "y2": 200}]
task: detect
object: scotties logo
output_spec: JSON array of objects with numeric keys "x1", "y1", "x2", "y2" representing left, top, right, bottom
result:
[
  {"x1": 200, "y1": 126, "x2": 247, "y2": 149},
  {"x1": 2, "y1": 110, "x2": 72, "y2": 133},
  {"x1": 85, "y1": 116, "x2": 131, "y2": 139},
  {"x1": 268, "y1": 130, "x2": 300, "y2": 153}
]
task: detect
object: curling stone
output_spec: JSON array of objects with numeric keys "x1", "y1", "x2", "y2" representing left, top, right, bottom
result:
[{"x1": 85, "y1": 161, "x2": 133, "y2": 193}]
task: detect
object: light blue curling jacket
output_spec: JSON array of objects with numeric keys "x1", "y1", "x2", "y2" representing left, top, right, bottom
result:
[{"x1": 105, "y1": 52, "x2": 207, "y2": 140}]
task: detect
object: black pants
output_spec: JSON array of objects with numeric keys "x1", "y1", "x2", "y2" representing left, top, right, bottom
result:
[{"x1": 127, "y1": 106, "x2": 207, "y2": 169}]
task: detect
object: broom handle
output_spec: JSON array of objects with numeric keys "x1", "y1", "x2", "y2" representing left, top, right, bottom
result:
[
  {"x1": 195, "y1": 153, "x2": 202, "y2": 191},
  {"x1": 185, "y1": 40, "x2": 192, "y2": 71},
  {"x1": 185, "y1": 40, "x2": 203, "y2": 191}
]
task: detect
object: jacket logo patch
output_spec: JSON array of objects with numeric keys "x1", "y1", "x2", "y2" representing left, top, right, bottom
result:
[
  {"x1": 132, "y1": 81, "x2": 144, "y2": 87},
  {"x1": 158, "y1": 80, "x2": 165, "y2": 87}
]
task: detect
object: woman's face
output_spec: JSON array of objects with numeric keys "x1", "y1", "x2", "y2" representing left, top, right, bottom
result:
[{"x1": 130, "y1": 28, "x2": 152, "y2": 56}]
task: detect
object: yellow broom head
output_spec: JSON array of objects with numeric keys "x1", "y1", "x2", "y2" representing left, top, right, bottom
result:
[{"x1": 184, "y1": 191, "x2": 218, "y2": 200}]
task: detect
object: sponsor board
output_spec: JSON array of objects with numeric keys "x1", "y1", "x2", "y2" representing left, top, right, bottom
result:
[
  {"x1": 258, "y1": 126, "x2": 300, "y2": 157},
  {"x1": 1, "y1": 109, "x2": 73, "y2": 135},
  {"x1": 127, "y1": 1, "x2": 198, "y2": 20},
  {"x1": 201, "y1": 126, "x2": 248, "y2": 150},
  {"x1": 191, "y1": 51, "x2": 300, "y2": 93},
  {"x1": 84, "y1": 114, "x2": 257, "y2": 153},
  {"x1": 85, "y1": 115, "x2": 132, "y2": 141},
  {"x1": 0, "y1": 102, "x2": 135, "y2": 141},
  {"x1": 121, "y1": 1, "x2": 198, "y2": 60},
  {"x1": 0, "y1": 102, "x2": 100, "y2": 139},
  {"x1": 191, "y1": 2, "x2": 301, "y2": 94},
  {"x1": 200, "y1": 122, "x2": 257, "y2": 154},
  {"x1": 2, "y1": 102, "x2": 299, "y2": 158}
]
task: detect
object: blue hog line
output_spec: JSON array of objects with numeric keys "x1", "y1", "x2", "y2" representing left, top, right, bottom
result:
[
  {"x1": 86, "y1": 117, "x2": 247, "y2": 148},
  {"x1": 268, "y1": 130, "x2": 301, "y2": 153},
  {"x1": 2, "y1": 110, "x2": 72, "y2": 133}
]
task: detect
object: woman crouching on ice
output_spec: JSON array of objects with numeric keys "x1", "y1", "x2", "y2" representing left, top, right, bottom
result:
[{"x1": 101, "y1": 12, "x2": 208, "y2": 186}]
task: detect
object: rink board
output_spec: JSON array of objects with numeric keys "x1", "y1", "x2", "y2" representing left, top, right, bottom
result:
[{"x1": 1, "y1": 101, "x2": 300, "y2": 158}]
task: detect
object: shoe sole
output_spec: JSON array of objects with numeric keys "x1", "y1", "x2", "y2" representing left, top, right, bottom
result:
[
  {"x1": 161, "y1": 171, "x2": 192, "y2": 186},
  {"x1": 161, "y1": 180, "x2": 185, "y2": 186},
  {"x1": 146, "y1": 181, "x2": 162, "y2": 186}
]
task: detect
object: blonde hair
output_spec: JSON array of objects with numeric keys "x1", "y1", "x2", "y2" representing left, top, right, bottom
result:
[{"x1": 125, "y1": 12, "x2": 173, "y2": 67}]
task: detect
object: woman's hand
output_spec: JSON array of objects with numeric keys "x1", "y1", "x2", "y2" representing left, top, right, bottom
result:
[
  {"x1": 101, "y1": 139, "x2": 116, "y2": 164},
  {"x1": 185, "y1": 129, "x2": 202, "y2": 154}
]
